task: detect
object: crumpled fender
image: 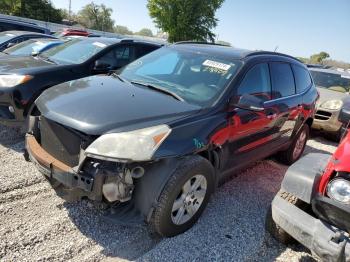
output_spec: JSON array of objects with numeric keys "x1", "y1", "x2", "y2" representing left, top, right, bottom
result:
[{"x1": 281, "y1": 153, "x2": 331, "y2": 204}]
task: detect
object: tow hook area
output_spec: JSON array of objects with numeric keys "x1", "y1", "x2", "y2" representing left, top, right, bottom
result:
[{"x1": 331, "y1": 231, "x2": 348, "y2": 262}]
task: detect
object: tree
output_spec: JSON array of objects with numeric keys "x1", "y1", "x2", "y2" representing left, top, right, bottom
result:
[
  {"x1": 0, "y1": 0, "x2": 63, "y2": 23},
  {"x1": 114, "y1": 25, "x2": 133, "y2": 35},
  {"x1": 136, "y1": 28, "x2": 153, "y2": 37},
  {"x1": 77, "y1": 3, "x2": 114, "y2": 32},
  {"x1": 147, "y1": 0, "x2": 224, "y2": 42},
  {"x1": 310, "y1": 51, "x2": 330, "y2": 64}
]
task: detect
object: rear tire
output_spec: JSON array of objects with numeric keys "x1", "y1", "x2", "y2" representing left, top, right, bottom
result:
[
  {"x1": 278, "y1": 124, "x2": 309, "y2": 165},
  {"x1": 265, "y1": 191, "x2": 302, "y2": 245},
  {"x1": 149, "y1": 155, "x2": 215, "y2": 237}
]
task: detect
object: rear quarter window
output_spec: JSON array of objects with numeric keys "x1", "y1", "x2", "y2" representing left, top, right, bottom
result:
[
  {"x1": 292, "y1": 65, "x2": 312, "y2": 93},
  {"x1": 270, "y1": 62, "x2": 295, "y2": 99}
]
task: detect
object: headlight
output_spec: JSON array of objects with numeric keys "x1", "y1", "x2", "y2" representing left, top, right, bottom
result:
[
  {"x1": 321, "y1": 100, "x2": 343, "y2": 110},
  {"x1": 85, "y1": 125, "x2": 171, "y2": 161},
  {"x1": 327, "y1": 178, "x2": 350, "y2": 204},
  {"x1": 0, "y1": 74, "x2": 33, "y2": 88}
]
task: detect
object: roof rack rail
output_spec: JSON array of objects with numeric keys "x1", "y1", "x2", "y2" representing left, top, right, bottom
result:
[
  {"x1": 246, "y1": 51, "x2": 301, "y2": 62},
  {"x1": 174, "y1": 41, "x2": 227, "y2": 47},
  {"x1": 120, "y1": 39, "x2": 135, "y2": 43}
]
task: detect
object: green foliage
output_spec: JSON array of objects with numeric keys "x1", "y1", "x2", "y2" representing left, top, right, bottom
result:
[
  {"x1": 77, "y1": 3, "x2": 114, "y2": 32},
  {"x1": 147, "y1": 0, "x2": 224, "y2": 42},
  {"x1": 310, "y1": 51, "x2": 330, "y2": 63},
  {"x1": 136, "y1": 28, "x2": 153, "y2": 37},
  {"x1": 114, "y1": 25, "x2": 133, "y2": 35},
  {"x1": 0, "y1": 0, "x2": 63, "y2": 23}
]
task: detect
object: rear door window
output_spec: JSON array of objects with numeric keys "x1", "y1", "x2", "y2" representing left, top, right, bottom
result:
[
  {"x1": 292, "y1": 65, "x2": 312, "y2": 93},
  {"x1": 270, "y1": 62, "x2": 296, "y2": 98},
  {"x1": 237, "y1": 63, "x2": 271, "y2": 101}
]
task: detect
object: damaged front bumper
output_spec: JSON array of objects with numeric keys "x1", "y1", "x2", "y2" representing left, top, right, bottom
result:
[
  {"x1": 25, "y1": 134, "x2": 104, "y2": 201},
  {"x1": 272, "y1": 153, "x2": 350, "y2": 261},
  {"x1": 272, "y1": 195, "x2": 350, "y2": 261}
]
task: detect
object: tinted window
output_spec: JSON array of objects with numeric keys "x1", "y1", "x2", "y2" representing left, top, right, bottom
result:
[
  {"x1": 136, "y1": 44, "x2": 158, "y2": 58},
  {"x1": 237, "y1": 63, "x2": 271, "y2": 101},
  {"x1": 292, "y1": 65, "x2": 312, "y2": 93},
  {"x1": 270, "y1": 63, "x2": 295, "y2": 98}
]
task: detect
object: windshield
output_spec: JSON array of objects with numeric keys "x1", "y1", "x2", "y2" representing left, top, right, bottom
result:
[
  {"x1": 311, "y1": 70, "x2": 350, "y2": 93},
  {"x1": 40, "y1": 39, "x2": 108, "y2": 64},
  {"x1": 0, "y1": 32, "x2": 15, "y2": 44},
  {"x1": 4, "y1": 39, "x2": 52, "y2": 55},
  {"x1": 120, "y1": 47, "x2": 242, "y2": 106}
]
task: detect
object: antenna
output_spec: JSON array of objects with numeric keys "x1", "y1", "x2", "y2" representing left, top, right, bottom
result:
[
  {"x1": 69, "y1": 0, "x2": 72, "y2": 20},
  {"x1": 274, "y1": 46, "x2": 279, "y2": 52}
]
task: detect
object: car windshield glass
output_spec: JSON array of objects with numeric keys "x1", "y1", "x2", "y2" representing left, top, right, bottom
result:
[
  {"x1": 4, "y1": 39, "x2": 50, "y2": 55},
  {"x1": 310, "y1": 70, "x2": 350, "y2": 93},
  {"x1": 120, "y1": 47, "x2": 242, "y2": 106},
  {"x1": 40, "y1": 39, "x2": 108, "y2": 64},
  {"x1": 0, "y1": 32, "x2": 15, "y2": 44}
]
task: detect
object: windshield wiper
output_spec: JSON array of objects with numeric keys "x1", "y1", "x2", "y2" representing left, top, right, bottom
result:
[
  {"x1": 38, "y1": 55, "x2": 56, "y2": 64},
  {"x1": 131, "y1": 81, "x2": 184, "y2": 102},
  {"x1": 110, "y1": 72, "x2": 128, "y2": 83}
]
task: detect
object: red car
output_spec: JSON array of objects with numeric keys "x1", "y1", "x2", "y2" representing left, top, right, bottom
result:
[
  {"x1": 266, "y1": 107, "x2": 350, "y2": 261},
  {"x1": 55, "y1": 28, "x2": 90, "y2": 37}
]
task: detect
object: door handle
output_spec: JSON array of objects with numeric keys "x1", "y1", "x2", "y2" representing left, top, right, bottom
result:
[{"x1": 267, "y1": 113, "x2": 277, "y2": 119}]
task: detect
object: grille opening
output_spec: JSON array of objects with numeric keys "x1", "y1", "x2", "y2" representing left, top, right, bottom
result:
[
  {"x1": 315, "y1": 110, "x2": 332, "y2": 120},
  {"x1": 39, "y1": 117, "x2": 88, "y2": 167}
]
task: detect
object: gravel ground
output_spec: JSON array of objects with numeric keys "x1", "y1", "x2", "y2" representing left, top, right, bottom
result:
[{"x1": 0, "y1": 125, "x2": 337, "y2": 261}]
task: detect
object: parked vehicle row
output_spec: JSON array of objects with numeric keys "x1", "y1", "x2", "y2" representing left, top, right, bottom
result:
[
  {"x1": 0, "y1": 37, "x2": 162, "y2": 126},
  {"x1": 0, "y1": 30, "x2": 56, "y2": 51}
]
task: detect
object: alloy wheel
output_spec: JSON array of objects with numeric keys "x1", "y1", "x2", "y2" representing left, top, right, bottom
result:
[{"x1": 171, "y1": 174, "x2": 207, "y2": 225}]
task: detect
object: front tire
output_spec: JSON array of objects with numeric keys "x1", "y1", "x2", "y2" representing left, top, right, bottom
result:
[
  {"x1": 278, "y1": 124, "x2": 309, "y2": 165},
  {"x1": 150, "y1": 155, "x2": 215, "y2": 237}
]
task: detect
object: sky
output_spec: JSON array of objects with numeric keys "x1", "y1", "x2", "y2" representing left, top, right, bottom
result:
[{"x1": 51, "y1": 0, "x2": 350, "y2": 62}]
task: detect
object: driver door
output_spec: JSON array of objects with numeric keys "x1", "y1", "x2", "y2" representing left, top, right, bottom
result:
[{"x1": 223, "y1": 63, "x2": 280, "y2": 171}]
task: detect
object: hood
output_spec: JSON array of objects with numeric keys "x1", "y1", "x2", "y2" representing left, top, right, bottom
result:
[
  {"x1": 0, "y1": 55, "x2": 54, "y2": 73},
  {"x1": 36, "y1": 75, "x2": 201, "y2": 135},
  {"x1": 316, "y1": 87, "x2": 348, "y2": 104},
  {"x1": 0, "y1": 52, "x2": 8, "y2": 58}
]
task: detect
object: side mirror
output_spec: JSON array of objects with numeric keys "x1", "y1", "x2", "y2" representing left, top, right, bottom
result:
[
  {"x1": 6, "y1": 42, "x2": 15, "y2": 48},
  {"x1": 93, "y1": 60, "x2": 111, "y2": 72},
  {"x1": 230, "y1": 94, "x2": 265, "y2": 111}
]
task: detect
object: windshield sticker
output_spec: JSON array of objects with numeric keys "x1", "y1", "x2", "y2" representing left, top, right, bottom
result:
[
  {"x1": 93, "y1": 42, "x2": 107, "y2": 48},
  {"x1": 203, "y1": 60, "x2": 231, "y2": 71},
  {"x1": 341, "y1": 75, "x2": 350, "y2": 79}
]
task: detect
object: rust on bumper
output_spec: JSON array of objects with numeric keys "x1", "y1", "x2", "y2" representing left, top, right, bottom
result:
[{"x1": 25, "y1": 134, "x2": 72, "y2": 173}]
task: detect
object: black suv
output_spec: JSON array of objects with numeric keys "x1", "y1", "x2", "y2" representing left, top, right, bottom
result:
[
  {"x1": 0, "y1": 37, "x2": 162, "y2": 126},
  {"x1": 25, "y1": 43, "x2": 318, "y2": 237}
]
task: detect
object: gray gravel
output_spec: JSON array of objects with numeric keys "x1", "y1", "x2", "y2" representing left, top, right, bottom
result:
[{"x1": 0, "y1": 124, "x2": 337, "y2": 261}]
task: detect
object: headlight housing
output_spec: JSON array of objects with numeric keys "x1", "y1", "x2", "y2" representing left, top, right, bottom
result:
[
  {"x1": 0, "y1": 74, "x2": 33, "y2": 88},
  {"x1": 327, "y1": 178, "x2": 350, "y2": 204},
  {"x1": 320, "y1": 100, "x2": 343, "y2": 110},
  {"x1": 85, "y1": 125, "x2": 171, "y2": 161}
]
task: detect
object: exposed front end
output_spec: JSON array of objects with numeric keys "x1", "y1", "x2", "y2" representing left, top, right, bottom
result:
[{"x1": 26, "y1": 115, "x2": 139, "y2": 203}]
